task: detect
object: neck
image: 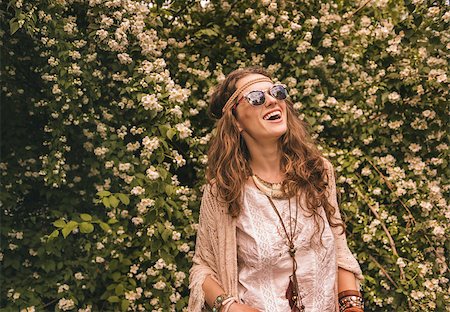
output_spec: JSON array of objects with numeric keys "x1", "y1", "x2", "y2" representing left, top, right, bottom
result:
[{"x1": 247, "y1": 140, "x2": 284, "y2": 182}]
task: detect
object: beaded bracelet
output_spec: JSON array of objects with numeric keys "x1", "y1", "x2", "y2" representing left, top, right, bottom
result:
[
  {"x1": 338, "y1": 290, "x2": 364, "y2": 312},
  {"x1": 212, "y1": 293, "x2": 232, "y2": 312}
]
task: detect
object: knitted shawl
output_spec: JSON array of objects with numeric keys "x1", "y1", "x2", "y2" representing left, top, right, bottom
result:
[{"x1": 188, "y1": 159, "x2": 364, "y2": 311}]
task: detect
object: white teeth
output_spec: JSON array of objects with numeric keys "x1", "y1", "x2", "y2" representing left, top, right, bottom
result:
[{"x1": 263, "y1": 110, "x2": 282, "y2": 120}]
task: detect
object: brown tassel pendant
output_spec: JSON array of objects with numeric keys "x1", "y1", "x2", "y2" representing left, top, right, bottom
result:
[{"x1": 286, "y1": 274, "x2": 305, "y2": 312}]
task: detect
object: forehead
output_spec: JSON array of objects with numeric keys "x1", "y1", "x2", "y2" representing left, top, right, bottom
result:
[{"x1": 235, "y1": 74, "x2": 273, "y2": 94}]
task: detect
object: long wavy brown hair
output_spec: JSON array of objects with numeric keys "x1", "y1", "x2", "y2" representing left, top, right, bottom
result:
[{"x1": 207, "y1": 66, "x2": 344, "y2": 236}]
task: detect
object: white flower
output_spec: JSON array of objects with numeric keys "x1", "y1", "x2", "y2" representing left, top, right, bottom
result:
[
  {"x1": 388, "y1": 92, "x2": 400, "y2": 102},
  {"x1": 388, "y1": 120, "x2": 403, "y2": 129},
  {"x1": 396, "y1": 257, "x2": 407, "y2": 268},
  {"x1": 130, "y1": 264, "x2": 139, "y2": 274},
  {"x1": 132, "y1": 216, "x2": 144, "y2": 226},
  {"x1": 175, "y1": 121, "x2": 192, "y2": 139},
  {"x1": 174, "y1": 271, "x2": 186, "y2": 282},
  {"x1": 147, "y1": 226, "x2": 155, "y2": 236},
  {"x1": 361, "y1": 167, "x2": 371, "y2": 176},
  {"x1": 142, "y1": 136, "x2": 160, "y2": 152},
  {"x1": 171, "y1": 150, "x2": 186, "y2": 167},
  {"x1": 169, "y1": 292, "x2": 181, "y2": 303},
  {"x1": 95, "y1": 256, "x2": 105, "y2": 263},
  {"x1": 117, "y1": 53, "x2": 132, "y2": 64},
  {"x1": 58, "y1": 298, "x2": 75, "y2": 311},
  {"x1": 411, "y1": 290, "x2": 425, "y2": 300},
  {"x1": 153, "y1": 280, "x2": 166, "y2": 290},
  {"x1": 118, "y1": 163, "x2": 132, "y2": 172},
  {"x1": 77, "y1": 305, "x2": 92, "y2": 312},
  {"x1": 146, "y1": 166, "x2": 160, "y2": 180},
  {"x1": 74, "y1": 272, "x2": 84, "y2": 280},
  {"x1": 408, "y1": 144, "x2": 421, "y2": 153},
  {"x1": 172, "y1": 231, "x2": 181, "y2": 241},
  {"x1": 363, "y1": 234, "x2": 372, "y2": 242},
  {"x1": 178, "y1": 243, "x2": 190, "y2": 253},
  {"x1": 141, "y1": 94, "x2": 162, "y2": 111},
  {"x1": 169, "y1": 105, "x2": 183, "y2": 118},
  {"x1": 154, "y1": 258, "x2": 166, "y2": 269},
  {"x1": 58, "y1": 284, "x2": 70, "y2": 293},
  {"x1": 432, "y1": 226, "x2": 445, "y2": 237},
  {"x1": 168, "y1": 86, "x2": 190, "y2": 104},
  {"x1": 131, "y1": 186, "x2": 145, "y2": 195}
]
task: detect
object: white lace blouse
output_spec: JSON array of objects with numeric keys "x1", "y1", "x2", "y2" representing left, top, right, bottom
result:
[{"x1": 236, "y1": 184, "x2": 337, "y2": 312}]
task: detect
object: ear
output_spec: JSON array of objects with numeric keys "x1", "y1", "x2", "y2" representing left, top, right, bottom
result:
[{"x1": 235, "y1": 118, "x2": 243, "y2": 132}]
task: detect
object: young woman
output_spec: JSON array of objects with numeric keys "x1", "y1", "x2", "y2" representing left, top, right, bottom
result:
[{"x1": 188, "y1": 67, "x2": 364, "y2": 312}]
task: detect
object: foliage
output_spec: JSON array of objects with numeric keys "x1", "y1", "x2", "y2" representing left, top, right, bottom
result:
[{"x1": 1, "y1": 0, "x2": 449, "y2": 311}]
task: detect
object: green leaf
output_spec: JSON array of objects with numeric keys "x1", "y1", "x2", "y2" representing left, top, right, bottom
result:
[
  {"x1": 111, "y1": 272, "x2": 121, "y2": 281},
  {"x1": 66, "y1": 221, "x2": 78, "y2": 231},
  {"x1": 161, "y1": 229, "x2": 171, "y2": 242},
  {"x1": 102, "y1": 197, "x2": 111, "y2": 208},
  {"x1": 53, "y1": 219, "x2": 66, "y2": 228},
  {"x1": 107, "y1": 296, "x2": 120, "y2": 303},
  {"x1": 117, "y1": 193, "x2": 130, "y2": 205},
  {"x1": 115, "y1": 283, "x2": 125, "y2": 295},
  {"x1": 165, "y1": 185, "x2": 174, "y2": 195},
  {"x1": 99, "y1": 222, "x2": 111, "y2": 232},
  {"x1": 166, "y1": 128, "x2": 176, "y2": 140},
  {"x1": 97, "y1": 190, "x2": 111, "y2": 197},
  {"x1": 79, "y1": 222, "x2": 94, "y2": 233},
  {"x1": 10, "y1": 19, "x2": 19, "y2": 34},
  {"x1": 108, "y1": 218, "x2": 119, "y2": 224},
  {"x1": 80, "y1": 213, "x2": 92, "y2": 221},
  {"x1": 109, "y1": 195, "x2": 120, "y2": 208},
  {"x1": 48, "y1": 230, "x2": 59, "y2": 240},
  {"x1": 121, "y1": 299, "x2": 130, "y2": 312},
  {"x1": 62, "y1": 227, "x2": 72, "y2": 238}
]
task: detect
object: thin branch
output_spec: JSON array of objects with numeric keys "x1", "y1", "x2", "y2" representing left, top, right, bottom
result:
[
  {"x1": 347, "y1": 0, "x2": 373, "y2": 19},
  {"x1": 354, "y1": 187, "x2": 405, "y2": 280},
  {"x1": 365, "y1": 158, "x2": 416, "y2": 225},
  {"x1": 368, "y1": 254, "x2": 398, "y2": 288}
]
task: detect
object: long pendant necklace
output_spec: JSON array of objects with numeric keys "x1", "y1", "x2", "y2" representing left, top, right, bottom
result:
[{"x1": 251, "y1": 175, "x2": 305, "y2": 312}]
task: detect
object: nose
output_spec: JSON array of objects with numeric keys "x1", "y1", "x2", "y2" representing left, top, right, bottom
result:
[{"x1": 264, "y1": 91, "x2": 278, "y2": 107}]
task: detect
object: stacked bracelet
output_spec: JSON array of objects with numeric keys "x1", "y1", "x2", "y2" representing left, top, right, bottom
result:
[
  {"x1": 338, "y1": 290, "x2": 364, "y2": 312},
  {"x1": 212, "y1": 293, "x2": 232, "y2": 312}
]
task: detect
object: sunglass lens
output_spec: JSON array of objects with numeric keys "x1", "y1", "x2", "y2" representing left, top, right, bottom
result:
[
  {"x1": 270, "y1": 85, "x2": 288, "y2": 100},
  {"x1": 246, "y1": 91, "x2": 266, "y2": 106}
]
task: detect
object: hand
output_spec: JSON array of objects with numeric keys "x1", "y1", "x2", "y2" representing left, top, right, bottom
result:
[{"x1": 228, "y1": 302, "x2": 261, "y2": 312}]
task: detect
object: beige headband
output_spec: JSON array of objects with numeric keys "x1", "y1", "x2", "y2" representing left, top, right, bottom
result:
[{"x1": 221, "y1": 77, "x2": 273, "y2": 113}]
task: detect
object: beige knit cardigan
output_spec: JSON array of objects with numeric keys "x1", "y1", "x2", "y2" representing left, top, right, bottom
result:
[{"x1": 188, "y1": 159, "x2": 364, "y2": 311}]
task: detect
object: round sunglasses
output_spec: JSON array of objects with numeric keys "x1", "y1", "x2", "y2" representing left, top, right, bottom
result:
[{"x1": 233, "y1": 84, "x2": 289, "y2": 110}]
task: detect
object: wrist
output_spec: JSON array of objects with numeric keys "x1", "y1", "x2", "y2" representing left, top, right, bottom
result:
[
  {"x1": 211, "y1": 293, "x2": 237, "y2": 312},
  {"x1": 338, "y1": 290, "x2": 364, "y2": 312},
  {"x1": 226, "y1": 301, "x2": 238, "y2": 312}
]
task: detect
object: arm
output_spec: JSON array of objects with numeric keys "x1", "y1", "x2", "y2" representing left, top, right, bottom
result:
[
  {"x1": 189, "y1": 184, "x2": 260, "y2": 312},
  {"x1": 188, "y1": 184, "x2": 222, "y2": 311},
  {"x1": 338, "y1": 268, "x2": 358, "y2": 292},
  {"x1": 324, "y1": 159, "x2": 364, "y2": 286}
]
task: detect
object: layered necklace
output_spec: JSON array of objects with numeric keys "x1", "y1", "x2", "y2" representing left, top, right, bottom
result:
[{"x1": 251, "y1": 174, "x2": 305, "y2": 312}]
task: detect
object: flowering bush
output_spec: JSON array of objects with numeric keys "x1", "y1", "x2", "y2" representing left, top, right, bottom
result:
[{"x1": 1, "y1": 0, "x2": 448, "y2": 311}]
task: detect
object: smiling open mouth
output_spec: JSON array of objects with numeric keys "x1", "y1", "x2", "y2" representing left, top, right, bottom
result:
[{"x1": 263, "y1": 110, "x2": 282, "y2": 120}]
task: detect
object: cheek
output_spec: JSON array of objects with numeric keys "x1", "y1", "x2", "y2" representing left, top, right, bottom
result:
[{"x1": 237, "y1": 109, "x2": 259, "y2": 129}]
